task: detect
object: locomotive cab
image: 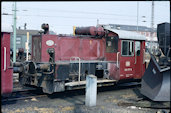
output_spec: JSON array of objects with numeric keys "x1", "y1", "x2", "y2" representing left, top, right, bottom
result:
[{"x1": 103, "y1": 26, "x2": 146, "y2": 80}]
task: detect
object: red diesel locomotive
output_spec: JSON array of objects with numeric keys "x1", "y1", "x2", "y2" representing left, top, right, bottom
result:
[{"x1": 13, "y1": 24, "x2": 146, "y2": 94}]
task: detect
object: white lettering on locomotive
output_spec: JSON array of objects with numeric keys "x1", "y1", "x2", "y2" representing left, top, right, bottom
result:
[
  {"x1": 126, "y1": 74, "x2": 133, "y2": 77},
  {"x1": 124, "y1": 68, "x2": 132, "y2": 71},
  {"x1": 125, "y1": 61, "x2": 130, "y2": 67}
]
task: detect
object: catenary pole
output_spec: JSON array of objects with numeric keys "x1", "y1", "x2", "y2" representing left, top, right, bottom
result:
[
  {"x1": 150, "y1": 0, "x2": 154, "y2": 53},
  {"x1": 137, "y1": 1, "x2": 139, "y2": 32},
  {"x1": 13, "y1": 2, "x2": 17, "y2": 62}
]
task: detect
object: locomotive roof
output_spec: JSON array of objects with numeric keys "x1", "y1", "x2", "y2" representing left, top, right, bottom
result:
[{"x1": 103, "y1": 25, "x2": 146, "y2": 41}]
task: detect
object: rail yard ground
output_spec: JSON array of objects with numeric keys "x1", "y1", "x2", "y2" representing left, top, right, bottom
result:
[{"x1": 2, "y1": 82, "x2": 170, "y2": 113}]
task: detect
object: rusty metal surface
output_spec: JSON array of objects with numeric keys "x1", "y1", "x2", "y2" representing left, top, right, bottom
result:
[
  {"x1": 31, "y1": 30, "x2": 146, "y2": 82},
  {"x1": 75, "y1": 26, "x2": 105, "y2": 37},
  {"x1": 36, "y1": 35, "x2": 105, "y2": 62},
  {"x1": 32, "y1": 35, "x2": 42, "y2": 62},
  {"x1": 37, "y1": 64, "x2": 50, "y2": 70}
]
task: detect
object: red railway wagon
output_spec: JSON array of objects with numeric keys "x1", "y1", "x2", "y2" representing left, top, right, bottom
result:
[
  {"x1": 14, "y1": 25, "x2": 146, "y2": 94},
  {"x1": 1, "y1": 31, "x2": 13, "y2": 95}
]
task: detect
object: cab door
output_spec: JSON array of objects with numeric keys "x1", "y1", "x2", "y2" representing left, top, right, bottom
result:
[
  {"x1": 119, "y1": 40, "x2": 135, "y2": 79},
  {"x1": 134, "y1": 41, "x2": 146, "y2": 79}
]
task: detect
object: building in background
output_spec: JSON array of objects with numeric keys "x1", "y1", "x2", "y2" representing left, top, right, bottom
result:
[{"x1": 10, "y1": 29, "x2": 39, "y2": 54}]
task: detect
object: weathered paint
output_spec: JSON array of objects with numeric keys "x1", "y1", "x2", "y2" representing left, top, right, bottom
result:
[
  {"x1": 31, "y1": 32, "x2": 146, "y2": 81},
  {"x1": 32, "y1": 35, "x2": 105, "y2": 62},
  {"x1": 118, "y1": 39, "x2": 145, "y2": 80},
  {"x1": 1, "y1": 32, "x2": 13, "y2": 94}
]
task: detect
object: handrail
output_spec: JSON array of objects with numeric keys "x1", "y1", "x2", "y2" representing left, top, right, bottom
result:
[
  {"x1": 117, "y1": 52, "x2": 120, "y2": 68},
  {"x1": 70, "y1": 57, "x2": 81, "y2": 82},
  {"x1": 143, "y1": 49, "x2": 145, "y2": 64},
  {"x1": 134, "y1": 52, "x2": 137, "y2": 64},
  {"x1": 4, "y1": 47, "x2": 6, "y2": 71}
]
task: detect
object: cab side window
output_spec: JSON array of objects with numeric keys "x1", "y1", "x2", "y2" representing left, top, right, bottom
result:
[
  {"x1": 121, "y1": 40, "x2": 134, "y2": 56},
  {"x1": 106, "y1": 36, "x2": 118, "y2": 53},
  {"x1": 135, "y1": 41, "x2": 141, "y2": 56}
]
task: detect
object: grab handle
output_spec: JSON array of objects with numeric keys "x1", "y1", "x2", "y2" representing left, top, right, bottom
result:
[
  {"x1": 143, "y1": 49, "x2": 145, "y2": 64},
  {"x1": 134, "y1": 52, "x2": 137, "y2": 64},
  {"x1": 4, "y1": 47, "x2": 7, "y2": 71},
  {"x1": 70, "y1": 57, "x2": 81, "y2": 82},
  {"x1": 117, "y1": 52, "x2": 120, "y2": 68}
]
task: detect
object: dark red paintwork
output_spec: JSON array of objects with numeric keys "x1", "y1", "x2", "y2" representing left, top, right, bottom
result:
[
  {"x1": 32, "y1": 35, "x2": 105, "y2": 62},
  {"x1": 32, "y1": 30, "x2": 146, "y2": 81},
  {"x1": 75, "y1": 26, "x2": 105, "y2": 36},
  {"x1": 118, "y1": 40, "x2": 146, "y2": 80},
  {"x1": 1, "y1": 32, "x2": 13, "y2": 94}
]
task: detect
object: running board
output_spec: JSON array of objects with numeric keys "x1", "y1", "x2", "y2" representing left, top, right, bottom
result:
[{"x1": 65, "y1": 79, "x2": 117, "y2": 90}]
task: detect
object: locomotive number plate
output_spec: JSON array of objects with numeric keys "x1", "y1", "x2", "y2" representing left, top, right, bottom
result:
[{"x1": 46, "y1": 40, "x2": 54, "y2": 46}]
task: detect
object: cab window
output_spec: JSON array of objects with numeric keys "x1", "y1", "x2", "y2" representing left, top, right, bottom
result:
[
  {"x1": 135, "y1": 41, "x2": 141, "y2": 56},
  {"x1": 121, "y1": 40, "x2": 134, "y2": 56},
  {"x1": 106, "y1": 36, "x2": 118, "y2": 53}
]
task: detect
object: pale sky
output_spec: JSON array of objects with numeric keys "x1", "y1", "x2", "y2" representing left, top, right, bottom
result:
[{"x1": 1, "y1": 1, "x2": 170, "y2": 34}]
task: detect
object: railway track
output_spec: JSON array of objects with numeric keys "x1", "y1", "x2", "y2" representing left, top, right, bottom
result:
[
  {"x1": 1, "y1": 86, "x2": 46, "y2": 103},
  {"x1": 2, "y1": 93, "x2": 47, "y2": 103},
  {"x1": 2, "y1": 82, "x2": 170, "y2": 111},
  {"x1": 2, "y1": 82, "x2": 140, "y2": 103}
]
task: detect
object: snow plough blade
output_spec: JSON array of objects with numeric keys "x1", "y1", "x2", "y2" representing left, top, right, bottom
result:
[{"x1": 141, "y1": 54, "x2": 170, "y2": 101}]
